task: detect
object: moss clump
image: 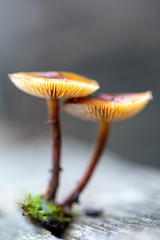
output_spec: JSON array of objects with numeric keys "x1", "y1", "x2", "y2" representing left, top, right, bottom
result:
[{"x1": 19, "y1": 194, "x2": 72, "y2": 225}]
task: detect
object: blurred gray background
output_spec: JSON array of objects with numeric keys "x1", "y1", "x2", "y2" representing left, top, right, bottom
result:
[{"x1": 0, "y1": 0, "x2": 160, "y2": 166}]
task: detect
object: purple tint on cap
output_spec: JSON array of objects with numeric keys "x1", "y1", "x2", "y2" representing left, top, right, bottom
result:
[{"x1": 36, "y1": 72, "x2": 64, "y2": 79}]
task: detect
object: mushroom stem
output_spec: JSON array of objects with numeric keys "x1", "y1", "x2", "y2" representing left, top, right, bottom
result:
[
  {"x1": 61, "y1": 121, "x2": 110, "y2": 208},
  {"x1": 45, "y1": 98, "x2": 61, "y2": 201}
]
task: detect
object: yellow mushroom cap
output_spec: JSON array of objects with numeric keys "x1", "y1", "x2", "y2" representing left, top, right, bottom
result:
[
  {"x1": 63, "y1": 92, "x2": 152, "y2": 122},
  {"x1": 8, "y1": 71, "x2": 99, "y2": 99}
]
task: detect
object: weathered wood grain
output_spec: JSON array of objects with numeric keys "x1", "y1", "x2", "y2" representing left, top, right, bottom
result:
[{"x1": 1, "y1": 131, "x2": 160, "y2": 240}]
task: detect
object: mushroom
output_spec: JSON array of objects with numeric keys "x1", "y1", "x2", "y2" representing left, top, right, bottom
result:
[
  {"x1": 61, "y1": 91, "x2": 152, "y2": 207},
  {"x1": 8, "y1": 71, "x2": 99, "y2": 201}
]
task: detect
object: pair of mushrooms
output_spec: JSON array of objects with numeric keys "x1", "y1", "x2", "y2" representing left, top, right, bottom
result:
[{"x1": 9, "y1": 72, "x2": 152, "y2": 209}]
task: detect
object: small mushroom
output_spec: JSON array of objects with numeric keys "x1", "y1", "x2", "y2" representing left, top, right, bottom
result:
[
  {"x1": 61, "y1": 91, "x2": 152, "y2": 207},
  {"x1": 8, "y1": 71, "x2": 99, "y2": 201}
]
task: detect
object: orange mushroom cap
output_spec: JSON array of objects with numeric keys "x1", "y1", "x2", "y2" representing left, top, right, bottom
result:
[
  {"x1": 8, "y1": 71, "x2": 99, "y2": 99},
  {"x1": 63, "y1": 92, "x2": 152, "y2": 122}
]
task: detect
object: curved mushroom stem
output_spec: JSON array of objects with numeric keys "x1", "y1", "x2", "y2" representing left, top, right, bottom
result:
[
  {"x1": 61, "y1": 121, "x2": 110, "y2": 208},
  {"x1": 44, "y1": 98, "x2": 61, "y2": 201}
]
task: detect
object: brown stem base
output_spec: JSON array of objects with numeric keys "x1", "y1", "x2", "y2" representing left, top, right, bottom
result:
[{"x1": 61, "y1": 121, "x2": 110, "y2": 208}]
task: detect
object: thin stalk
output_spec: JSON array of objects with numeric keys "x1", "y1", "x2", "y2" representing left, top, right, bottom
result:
[
  {"x1": 44, "y1": 98, "x2": 61, "y2": 201},
  {"x1": 61, "y1": 121, "x2": 110, "y2": 208}
]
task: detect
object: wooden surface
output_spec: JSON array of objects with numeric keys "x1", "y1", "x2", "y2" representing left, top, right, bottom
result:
[{"x1": 0, "y1": 126, "x2": 160, "y2": 240}]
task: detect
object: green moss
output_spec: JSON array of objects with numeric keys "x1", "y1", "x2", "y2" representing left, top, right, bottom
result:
[{"x1": 19, "y1": 194, "x2": 72, "y2": 223}]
